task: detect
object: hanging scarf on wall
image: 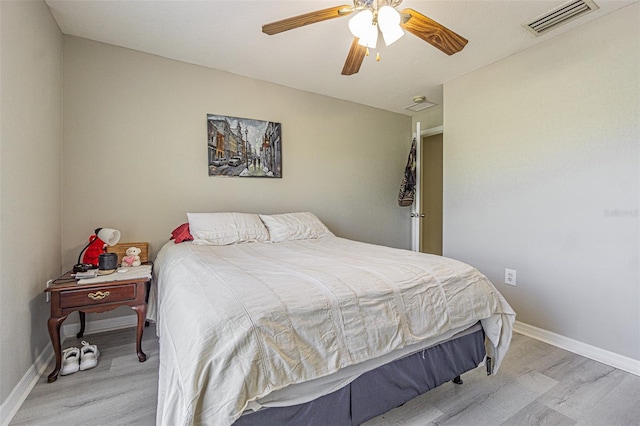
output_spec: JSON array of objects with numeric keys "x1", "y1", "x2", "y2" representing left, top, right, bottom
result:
[{"x1": 398, "y1": 137, "x2": 416, "y2": 206}]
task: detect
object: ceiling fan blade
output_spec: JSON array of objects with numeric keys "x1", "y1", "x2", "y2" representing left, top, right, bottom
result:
[
  {"x1": 400, "y1": 8, "x2": 468, "y2": 55},
  {"x1": 262, "y1": 5, "x2": 353, "y2": 35},
  {"x1": 341, "y1": 38, "x2": 367, "y2": 76}
]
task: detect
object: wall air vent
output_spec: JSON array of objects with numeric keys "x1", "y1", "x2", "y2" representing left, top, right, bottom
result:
[{"x1": 524, "y1": 0, "x2": 599, "y2": 36}]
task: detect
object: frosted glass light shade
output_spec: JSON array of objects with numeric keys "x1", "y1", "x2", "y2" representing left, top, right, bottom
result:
[
  {"x1": 378, "y1": 6, "x2": 404, "y2": 46},
  {"x1": 348, "y1": 10, "x2": 373, "y2": 38},
  {"x1": 349, "y1": 10, "x2": 378, "y2": 48},
  {"x1": 357, "y1": 24, "x2": 378, "y2": 48}
]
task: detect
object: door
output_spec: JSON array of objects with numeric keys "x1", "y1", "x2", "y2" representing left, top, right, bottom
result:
[{"x1": 419, "y1": 133, "x2": 443, "y2": 255}]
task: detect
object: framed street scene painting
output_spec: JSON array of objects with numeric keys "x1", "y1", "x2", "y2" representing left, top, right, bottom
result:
[{"x1": 207, "y1": 114, "x2": 282, "y2": 178}]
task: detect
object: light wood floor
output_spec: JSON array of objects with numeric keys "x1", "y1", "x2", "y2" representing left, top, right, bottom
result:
[{"x1": 11, "y1": 325, "x2": 640, "y2": 425}]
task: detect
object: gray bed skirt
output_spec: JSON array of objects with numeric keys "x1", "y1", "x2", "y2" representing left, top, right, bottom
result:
[{"x1": 234, "y1": 325, "x2": 486, "y2": 426}]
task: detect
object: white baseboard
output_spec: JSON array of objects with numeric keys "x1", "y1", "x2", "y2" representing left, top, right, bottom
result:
[
  {"x1": 0, "y1": 315, "x2": 137, "y2": 426},
  {"x1": 514, "y1": 321, "x2": 640, "y2": 377},
  {"x1": 0, "y1": 342, "x2": 53, "y2": 426}
]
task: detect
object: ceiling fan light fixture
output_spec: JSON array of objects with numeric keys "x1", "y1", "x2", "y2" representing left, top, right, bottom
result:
[
  {"x1": 358, "y1": 26, "x2": 378, "y2": 48},
  {"x1": 381, "y1": 23, "x2": 404, "y2": 46},
  {"x1": 349, "y1": 10, "x2": 378, "y2": 48},
  {"x1": 378, "y1": 6, "x2": 404, "y2": 46},
  {"x1": 348, "y1": 10, "x2": 372, "y2": 38},
  {"x1": 262, "y1": 1, "x2": 468, "y2": 76}
]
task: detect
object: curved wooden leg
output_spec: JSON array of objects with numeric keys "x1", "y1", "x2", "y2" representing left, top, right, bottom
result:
[
  {"x1": 77, "y1": 311, "x2": 86, "y2": 338},
  {"x1": 132, "y1": 304, "x2": 147, "y2": 362},
  {"x1": 47, "y1": 315, "x2": 68, "y2": 383}
]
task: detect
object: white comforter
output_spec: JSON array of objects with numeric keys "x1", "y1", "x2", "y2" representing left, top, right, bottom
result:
[{"x1": 152, "y1": 237, "x2": 515, "y2": 426}]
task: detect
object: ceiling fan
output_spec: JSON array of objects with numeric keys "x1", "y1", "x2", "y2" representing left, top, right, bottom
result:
[{"x1": 262, "y1": 0, "x2": 468, "y2": 76}]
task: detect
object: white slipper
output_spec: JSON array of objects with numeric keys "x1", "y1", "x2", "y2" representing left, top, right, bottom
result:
[
  {"x1": 60, "y1": 347, "x2": 80, "y2": 376},
  {"x1": 79, "y1": 340, "x2": 100, "y2": 371}
]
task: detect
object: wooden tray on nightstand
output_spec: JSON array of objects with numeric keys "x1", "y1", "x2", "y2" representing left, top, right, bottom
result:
[{"x1": 107, "y1": 242, "x2": 149, "y2": 264}]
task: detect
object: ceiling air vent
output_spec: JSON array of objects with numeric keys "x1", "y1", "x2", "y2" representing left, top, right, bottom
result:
[
  {"x1": 524, "y1": 0, "x2": 599, "y2": 36},
  {"x1": 404, "y1": 96, "x2": 436, "y2": 112}
]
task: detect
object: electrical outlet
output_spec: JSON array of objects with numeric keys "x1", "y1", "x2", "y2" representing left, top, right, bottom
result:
[
  {"x1": 505, "y1": 269, "x2": 517, "y2": 286},
  {"x1": 46, "y1": 279, "x2": 53, "y2": 302}
]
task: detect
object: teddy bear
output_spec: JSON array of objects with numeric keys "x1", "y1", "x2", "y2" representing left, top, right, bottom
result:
[{"x1": 121, "y1": 247, "x2": 142, "y2": 267}]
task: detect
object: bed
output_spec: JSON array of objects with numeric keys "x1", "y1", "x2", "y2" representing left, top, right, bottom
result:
[{"x1": 149, "y1": 212, "x2": 515, "y2": 426}]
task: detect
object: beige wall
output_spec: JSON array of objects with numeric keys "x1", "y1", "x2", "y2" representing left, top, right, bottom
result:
[
  {"x1": 62, "y1": 36, "x2": 412, "y2": 320},
  {"x1": 0, "y1": 0, "x2": 63, "y2": 405},
  {"x1": 411, "y1": 105, "x2": 443, "y2": 133},
  {"x1": 0, "y1": 13, "x2": 410, "y2": 406},
  {"x1": 62, "y1": 36, "x2": 412, "y2": 259},
  {"x1": 443, "y1": 5, "x2": 639, "y2": 360}
]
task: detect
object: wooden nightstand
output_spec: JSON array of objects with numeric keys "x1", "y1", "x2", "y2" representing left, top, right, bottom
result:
[{"x1": 44, "y1": 271, "x2": 149, "y2": 383}]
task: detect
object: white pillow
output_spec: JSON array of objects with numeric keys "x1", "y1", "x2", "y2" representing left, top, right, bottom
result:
[
  {"x1": 259, "y1": 212, "x2": 334, "y2": 243},
  {"x1": 187, "y1": 212, "x2": 270, "y2": 245}
]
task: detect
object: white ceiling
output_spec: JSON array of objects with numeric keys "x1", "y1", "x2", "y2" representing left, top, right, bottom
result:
[{"x1": 45, "y1": 0, "x2": 636, "y2": 116}]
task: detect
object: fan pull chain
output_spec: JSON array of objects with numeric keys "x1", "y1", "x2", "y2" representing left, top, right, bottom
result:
[{"x1": 364, "y1": 48, "x2": 381, "y2": 62}]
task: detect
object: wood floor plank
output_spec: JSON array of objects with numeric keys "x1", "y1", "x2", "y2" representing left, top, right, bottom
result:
[
  {"x1": 10, "y1": 328, "x2": 640, "y2": 426},
  {"x1": 10, "y1": 326, "x2": 158, "y2": 426},
  {"x1": 576, "y1": 373, "x2": 640, "y2": 425},
  {"x1": 501, "y1": 400, "x2": 576, "y2": 426},
  {"x1": 536, "y1": 358, "x2": 625, "y2": 421}
]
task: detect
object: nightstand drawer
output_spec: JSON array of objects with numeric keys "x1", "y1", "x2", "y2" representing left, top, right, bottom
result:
[{"x1": 60, "y1": 284, "x2": 137, "y2": 309}]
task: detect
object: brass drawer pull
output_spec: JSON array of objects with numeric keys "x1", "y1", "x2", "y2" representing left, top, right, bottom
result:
[{"x1": 87, "y1": 291, "x2": 110, "y2": 300}]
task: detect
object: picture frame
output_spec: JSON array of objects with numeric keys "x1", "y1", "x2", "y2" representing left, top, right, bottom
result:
[{"x1": 207, "y1": 114, "x2": 282, "y2": 178}]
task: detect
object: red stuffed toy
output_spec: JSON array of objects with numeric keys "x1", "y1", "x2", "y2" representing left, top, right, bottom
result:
[{"x1": 82, "y1": 234, "x2": 106, "y2": 267}]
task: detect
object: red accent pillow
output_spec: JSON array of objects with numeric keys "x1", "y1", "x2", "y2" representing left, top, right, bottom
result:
[{"x1": 171, "y1": 223, "x2": 193, "y2": 243}]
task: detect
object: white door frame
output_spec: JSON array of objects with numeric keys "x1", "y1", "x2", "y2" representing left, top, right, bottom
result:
[{"x1": 411, "y1": 123, "x2": 444, "y2": 252}]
